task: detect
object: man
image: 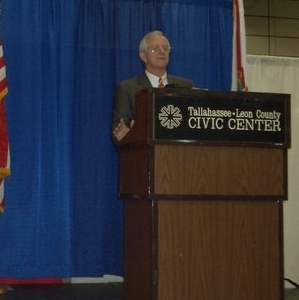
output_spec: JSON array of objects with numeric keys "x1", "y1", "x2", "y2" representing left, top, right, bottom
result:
[{"x1": 112, "y1": 30, "x2": 194, "y2": 142}]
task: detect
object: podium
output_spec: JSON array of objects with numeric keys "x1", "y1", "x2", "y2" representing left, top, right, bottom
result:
[{"x1": 118, "y1": 88, "x2": 291, "y2": 300}]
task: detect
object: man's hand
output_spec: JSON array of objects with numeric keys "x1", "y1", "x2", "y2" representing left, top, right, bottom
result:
[{"x1": 113, "y1": 118, "x2": 135, "y2": 142}]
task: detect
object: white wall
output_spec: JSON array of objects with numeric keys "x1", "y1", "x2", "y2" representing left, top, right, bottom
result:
[{"x1": 244, "y1": 0, "x2": 299, "y2": 57}]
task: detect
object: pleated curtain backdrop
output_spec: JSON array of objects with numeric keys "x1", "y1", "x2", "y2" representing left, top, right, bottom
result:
[
  {"x1": 0, "y1": 0, "x2": 233, "y2": 279},
  {"x1": 246, "y1": 55, "x2": 299, "y2": 286}
]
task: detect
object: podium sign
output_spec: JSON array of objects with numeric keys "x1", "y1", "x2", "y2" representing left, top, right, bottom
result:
[{"x1": 151, "y1": 88, "x2": 290, "y2": 146}]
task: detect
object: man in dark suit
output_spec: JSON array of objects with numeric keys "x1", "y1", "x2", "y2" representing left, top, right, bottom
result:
[{"x1": 112, "y1": 30, "x2": 194, "y2": 142}]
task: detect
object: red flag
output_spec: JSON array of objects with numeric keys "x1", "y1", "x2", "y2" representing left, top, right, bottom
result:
[
  {"x1": 0, "y1": 38, "x2": 10, "y2": 212},
  {"x1": 231, "y1": 0, "x2": 247, "y2": 91}
]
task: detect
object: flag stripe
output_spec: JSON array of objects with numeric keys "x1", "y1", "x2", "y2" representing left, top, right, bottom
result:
[
  {"x1": 0, "y1": 37, "x2": 10, "y2": 212},
  {"x1": 0, "y1": 179, "x2": 4, "y2": 212},
  {"x1": 231, "y1": 0, "x2": 247, "y2": 91},
  {"x1": 235, "y1": 0, "x2": 246, "y2": 89}
]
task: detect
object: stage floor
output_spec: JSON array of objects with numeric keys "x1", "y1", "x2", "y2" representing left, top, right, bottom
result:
[{"x1": 0, "y1": 284, "x2": 298, "y2": 300}]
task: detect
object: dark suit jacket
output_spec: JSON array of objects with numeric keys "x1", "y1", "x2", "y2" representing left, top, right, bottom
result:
[{"x1": 112, "y1": 73, "x2": 194, "y2": 127}]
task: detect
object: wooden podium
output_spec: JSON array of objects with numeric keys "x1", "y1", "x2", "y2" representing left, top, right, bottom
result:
[{"x1": 118, "y1": 88, "x2": 291, "y2": 300}]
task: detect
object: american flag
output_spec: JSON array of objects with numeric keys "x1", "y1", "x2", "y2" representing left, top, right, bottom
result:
[{"x1": 0, "y1": 38, "x2": 10, "y2": 212}]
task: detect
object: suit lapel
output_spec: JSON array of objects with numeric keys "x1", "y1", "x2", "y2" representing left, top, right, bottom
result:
[
  {"x1": 167, "y1": 75, "x2": 177, "y2": 85},
  {"x1": 137, "y1": 73, "x2": 152, "y2": 89}
]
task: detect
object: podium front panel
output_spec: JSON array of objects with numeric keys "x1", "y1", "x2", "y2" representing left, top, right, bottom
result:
[
  {"x1": 152, "y1": 144, "x2": 286, "y2": 199},
  {"x1": 156, "y1": 199, "x2": 283, "y2": 300}
]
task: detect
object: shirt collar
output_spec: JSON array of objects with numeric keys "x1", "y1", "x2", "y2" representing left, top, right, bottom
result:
[{"x1": 145, "y1": 70, "x2": 168, "y2": 87}]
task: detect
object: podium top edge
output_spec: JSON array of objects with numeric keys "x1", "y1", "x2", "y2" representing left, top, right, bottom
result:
[{"x1": 136, "y1": 87, "x2": 291, "y2": 99}]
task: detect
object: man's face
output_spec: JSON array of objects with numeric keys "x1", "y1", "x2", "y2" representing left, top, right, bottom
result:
[{"x1": 139, "y1": 35, "x2": 170, "y2": 73}]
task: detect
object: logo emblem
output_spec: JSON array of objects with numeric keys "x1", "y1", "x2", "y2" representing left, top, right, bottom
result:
[{"x1": 158, "y1": 105, "x2": 182, "y2": 129}]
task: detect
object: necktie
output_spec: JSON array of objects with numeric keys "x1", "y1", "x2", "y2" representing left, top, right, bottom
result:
[{"x1": 158, "y1": 77, "x2": 164, "y2": 88}]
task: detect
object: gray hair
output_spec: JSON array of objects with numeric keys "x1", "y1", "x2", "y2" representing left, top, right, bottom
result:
[{"x1": 139, "y1": 30, "x2": 170, "y2": 52}]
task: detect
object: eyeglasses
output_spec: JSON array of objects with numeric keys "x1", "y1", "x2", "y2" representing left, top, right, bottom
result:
[{"x1": 146, "y1": 45, "x2": 171, "y2": 53}]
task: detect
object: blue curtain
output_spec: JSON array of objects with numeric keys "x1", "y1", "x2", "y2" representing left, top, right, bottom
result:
[
  {"x1": 0, "y1": 0, "x2": 232, "y2": 278},
  {"x1": 162, "y1": 0, "x2": 233, "y2": 89}
]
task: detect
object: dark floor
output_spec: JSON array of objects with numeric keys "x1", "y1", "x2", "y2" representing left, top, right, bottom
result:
[
  {"x1": 287, "y1": 289, "x2": 299, "y2": 300},
  {"x1": 0, "y1": 283, "x2": 123, "y2": 300},
  {"x1": 0, "y1": 284, "x2": 299, "y2": 300}
]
